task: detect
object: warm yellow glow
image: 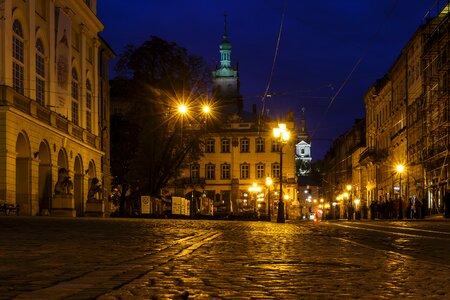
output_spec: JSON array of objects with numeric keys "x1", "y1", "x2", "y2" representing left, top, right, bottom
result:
[
  {"x1": 266, "y1": 177, "x2": 273, "y2": 186},
  {"x1": 282, "y1": 130, "x2": 290, "y2": 141},
  {"x1": 202, "y1": 105, "x2": 211, "y2": 114},
  {"x1": 396, "y1": 164, "x2": 405, "y2": 173},
  {"x1": 273, "y1": 123, "x2": 290, "y2": 142},
  {"x1": 324, "y1": 203, "x2": 330, "y2": 209},
  {"x1": 346, "y1": 185, "x2": 352, "y2": 191},
  {"x1": 320, "y1": 198, "x2": 324, "y2": 203},
  {"x1": 178, "y1": 104, "x2": 188, "y2": 114},
  {"x1": 343, "y1": 192, "x2": 349, "y2": 198},
  {"x1": 284, "y1": 194, "x2": 290, "y2": 200},
  {"x1": 354, "y1": 199, "x2": 361, "y2": 206},
  {"x1": 249, "y1": 183, "x2": 262, "y2": 193},
  {"x1": 273, "y1": 127, "x2": 281, "y2": 138}
]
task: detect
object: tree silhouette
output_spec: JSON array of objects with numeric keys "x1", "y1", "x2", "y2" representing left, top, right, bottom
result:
[{"x1": 110, "y1": 36, "x2": 211, "y2": 196}]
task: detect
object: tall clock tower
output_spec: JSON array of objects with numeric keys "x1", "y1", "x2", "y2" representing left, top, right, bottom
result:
[
  {"x1": 296, "y1": 107, "x2": 312, "y2": 176},
  {"x1": 212, "y1": 15, "x2": 243, "y2": 113}
]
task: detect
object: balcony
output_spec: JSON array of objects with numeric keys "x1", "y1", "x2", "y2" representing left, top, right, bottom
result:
[
  {"x1": 1, "y1": 85, "x2": 99, "y2": 149},
  {"x1": 175, "y1": 177, "x2": 206, "y2": 188},
  {"x1": 359, "y1": 148, "x2": 377, "y2": 164}
]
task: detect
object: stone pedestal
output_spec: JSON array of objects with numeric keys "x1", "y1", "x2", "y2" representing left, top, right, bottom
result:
[
  {"x1": 52, "y1": 194, "x2": 76, "y2": 217},
  {"x1": 85, "y1": 201, "x2": 104, "y2": 217}
]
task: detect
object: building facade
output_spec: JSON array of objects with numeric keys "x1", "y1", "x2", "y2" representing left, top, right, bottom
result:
[
  {"x1": 169, "y1": 20, "x2": 298, "y2": 218},
  {"x1": 323, "y1": 2, "x2": 450, "y2": 218},
  {"x1": 0, "y1": 0, "x2": 112, "y2": 216}
]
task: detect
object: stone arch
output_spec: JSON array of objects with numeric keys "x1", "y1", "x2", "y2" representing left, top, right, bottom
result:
[
  {"x1": 16, "y1": 131, "x2": 31, "y2": 214},
  {"x1": 38, "y1": 140, "x2": 51, "y2": 214},
  {"x1": 57, "y1": 148, "x2": 68, "y2": 169},
  {"x1": 74, "y1": 155, "x2": 84, "y2": 216},
  {"x1": 87, "y1": 160, "x2": 96, "y2": 178}
]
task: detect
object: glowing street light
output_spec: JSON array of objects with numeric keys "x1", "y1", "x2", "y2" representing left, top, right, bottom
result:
[
  {"x1": 202, "y1": 105, "x2": 211, "y2": 114},
  {"x1": 273, "y1": 123, "x2": 290, "y2": 223},
  {"x1": 396, "y1": 164, "x2": 405, "y2": 219}
]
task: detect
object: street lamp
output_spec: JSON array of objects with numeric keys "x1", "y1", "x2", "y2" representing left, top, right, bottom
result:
[
  {"x1": 266, "y1": 177, "x2": 273, "y2": 221},
  {"x1": 273, "y1": 123, "x2": 290, "y2": 223},
  {"x1": 396, "y1": 164, "x2": 405, "y2": 219}
]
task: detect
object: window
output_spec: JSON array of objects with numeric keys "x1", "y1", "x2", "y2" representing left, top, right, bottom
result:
[
  {"x1": 206, "y1": 164, "x2": 215, "y2": 180},
  {"x1": 256, "y1": 138, "x2": 265, "y2": 152},
  {"x1": 86, "y1": 79, "x2": 92, "y2": 132},
  {"x1": 71, "y1": 68, "x2": 79, "y2": 125},
  {"x1": 256, "y1": 163, "x2": 265, "y2": 179},
  {"x1": 206, "y1": 139, "x2": 215, "y2": 153},
  {"x1": 221, "y1": 138, "x2": 230, "y2": 153},
  {"x1": 301, "y1": 148, "x2": 305, "y2": 155},
  {"x1": 36, "y1": 39, "x2": 45, "y2": 105},
  {"x1": 12, "y1": 20, "x2": 24, "y2": 94},
  {"x1": 240, "y1": 163, "x2": 250, "y2": 179},
  {"x1": 221, "y1": 163, "x2": 230, "y2": 179},
  {"x1": 240, "y1": 138, "x2": 249, "y2": 153},
  {"x1": 271, "y1": 140, "x2": 280, "y2": 152},
  {"x1": 191, "y1": 163, "x2": 200, "y2": 179},
  {"x1": 272, "y1": 163, "x2": 280, "y2": 179}
]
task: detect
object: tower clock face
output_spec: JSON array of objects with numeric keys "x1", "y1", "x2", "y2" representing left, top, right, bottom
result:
[{"x1": 299, "y1": 160, "x2": 312, "y2": 174}]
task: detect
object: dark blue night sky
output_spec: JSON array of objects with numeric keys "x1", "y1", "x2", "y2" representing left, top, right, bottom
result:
[{"x1": 98, "y1": 0, "x2": 438, "y2": 160}]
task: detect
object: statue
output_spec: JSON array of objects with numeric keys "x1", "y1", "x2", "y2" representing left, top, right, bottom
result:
[
  {"x1": 87, "y1": 177, "x2": 102, "y2": 203},
  {"x1": 54, "y1": 168, "x2": 73, "y2": 195}
]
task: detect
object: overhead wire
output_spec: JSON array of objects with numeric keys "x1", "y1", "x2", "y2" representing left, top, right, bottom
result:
[
  {"x1": 310, "y1": 0, "x2": 401, "y2": 140},
  {"x1": 259, "y1": 0, "x2": 287, "y2": 128}
]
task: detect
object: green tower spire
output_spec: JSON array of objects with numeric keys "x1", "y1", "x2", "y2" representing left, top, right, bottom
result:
[{"x1": 219, "y1": 13, "x2": 232, "y2": 69}]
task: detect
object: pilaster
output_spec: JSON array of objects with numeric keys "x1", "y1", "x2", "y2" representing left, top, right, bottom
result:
[{"x1": 28, "y1": 0, "x2": 36, "y2": 100}]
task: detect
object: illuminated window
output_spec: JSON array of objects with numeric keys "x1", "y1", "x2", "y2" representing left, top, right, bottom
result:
[
  {"x1": 191, "y1": 163, "x2": 200, "y2": 179},
  {"x1": 12, "y1": 20, "x2": 24, "y2": 94},
  {"x1": 256, "y1": 163, "x2": 265, "y2": 179},
  {"x1": 221, "y1": 138, "x2": 230, "y2": 153},
  {"x1": 272, "y1": 163, "x2": 280, "y2": 179},
  {"x1": 240, "y1": 138, "x2": 249, "y2": 153},
  {"x1": 221, "y1": 163, "x2": 230, "y2": 179},
  {"x1": 240, "y1": 163, "x2": 250, "y2": 179},
  {"x1": 36, "y1": 39, "x2": 45, "y2": 105},
  {"x1": 256, "y1": 138, "x2": 265, "y2": 152},
  {"x1": 206, "y1": 139, "x2": 215, "y2": 153},
  {"x1": 271, "y1": 140, "x2": 280, "y2": 152},
  {"x1": 206, "y1": 164, "x2": 215, "y2": 180}
]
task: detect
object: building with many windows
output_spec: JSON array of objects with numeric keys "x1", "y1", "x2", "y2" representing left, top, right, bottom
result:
[
  {"x1": 169, "y1": 21, "x2": 298, "y2": 218},
  {"x1": 0, "y1": 0, "x2": 112, "y2": 215},
  {"x1": 323, "y1": 2, "x2": 450, "y2": 219}
]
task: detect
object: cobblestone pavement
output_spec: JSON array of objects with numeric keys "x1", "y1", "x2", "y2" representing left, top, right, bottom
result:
[{"x1": 0, "y1": 217, "x2": 450, "y2": 299}]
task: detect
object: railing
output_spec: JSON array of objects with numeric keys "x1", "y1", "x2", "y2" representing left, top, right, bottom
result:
[{"x1": 0, "y1": 85, "x2": 99, "y2": 150}]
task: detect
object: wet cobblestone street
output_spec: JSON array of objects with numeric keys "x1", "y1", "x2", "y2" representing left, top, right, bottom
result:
[{"x1": 1, "y1": 217, "x2": 450, "y2": 299}]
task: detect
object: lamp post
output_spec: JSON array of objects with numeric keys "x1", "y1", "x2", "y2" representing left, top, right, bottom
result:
[
  {"x1": 266, "y1": 177, "x2": 273, "y2": 221},
  {"x1": 273, "y1": 123, "x2": 290, "y2": 223},
  {"x1": 396, "y1": 164, "x2": 405, "y2": 219}
]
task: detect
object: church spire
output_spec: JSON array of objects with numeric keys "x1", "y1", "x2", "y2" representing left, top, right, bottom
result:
[
  {"x1": 219, "y1": 13, "x2": 232, "y2": 68},
  {"x1": 300, "y1": 107, "x2": 307, "y2": 133}
]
